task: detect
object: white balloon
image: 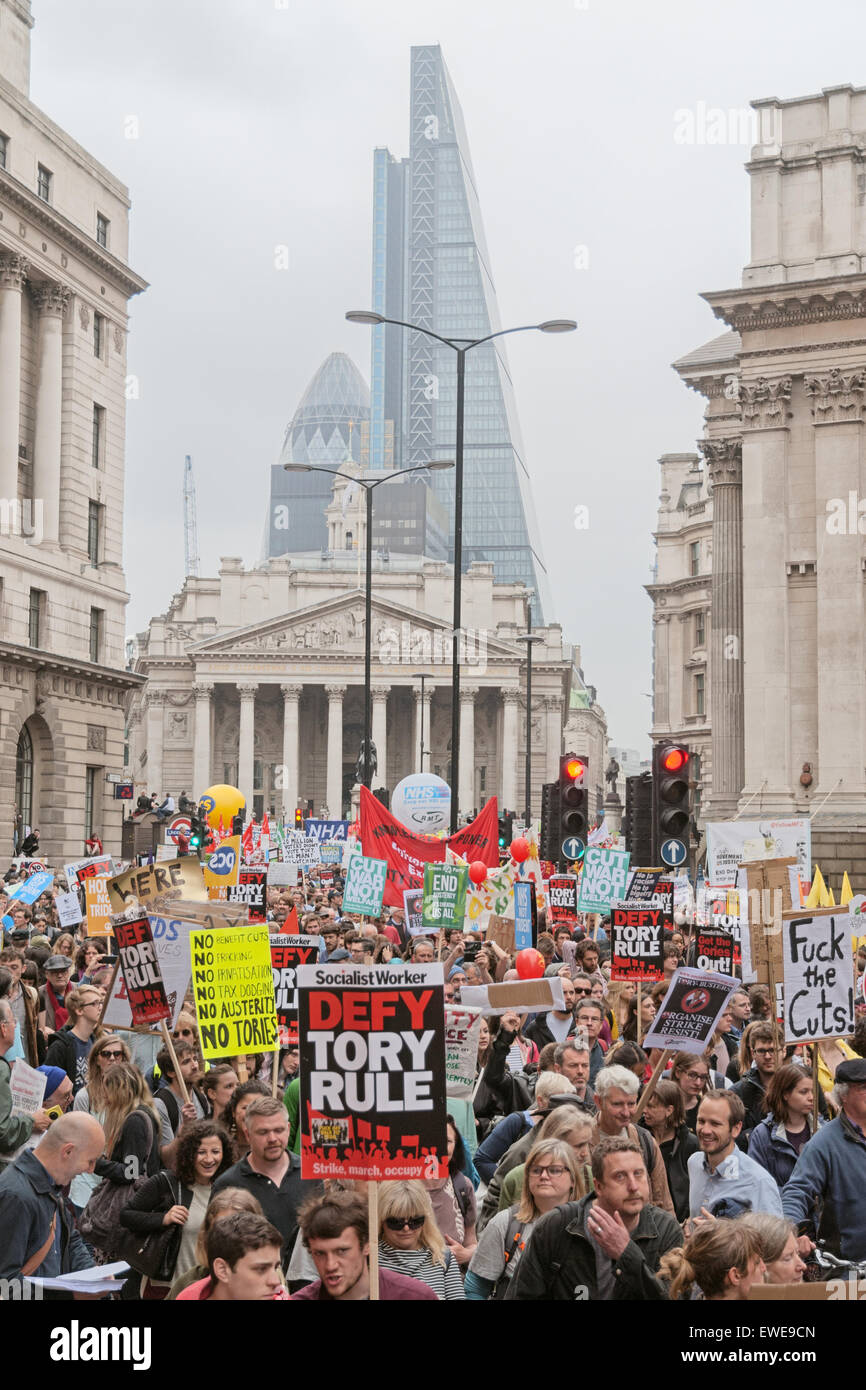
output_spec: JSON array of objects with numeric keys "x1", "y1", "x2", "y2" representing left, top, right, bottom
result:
[{"x1": 391, "y1": 774, "x2": 452, "y2": 833}]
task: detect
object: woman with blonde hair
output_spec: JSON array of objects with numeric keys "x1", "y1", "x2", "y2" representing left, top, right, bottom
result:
[
  {"x1": 69, "y1": 1033, "x2": 132, "y2": 1211},
  {"x1": 737, "y1": 1212, "x2": 805, "y2": 1284},
  {"x1": 377, "y1": 1180, "x2": 466, "y2": 1299},
  {"x1": 496, "y1": 1108, "x2": 594, "y2": 1212},
  {"x1": 466, "y1": 1139, "x2": 583, "y2": 1299},
  {"x1": 91, "y1": 1061, "x2": 161, "y2": 1192},
  {"x1": 659, "y1": 1218, "x2": 765, "y2": 1300}
]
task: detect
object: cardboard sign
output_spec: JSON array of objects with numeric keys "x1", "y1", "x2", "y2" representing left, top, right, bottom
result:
[
  {"x1": 84, "y1": 876, "x2": 113, "y2": 939},
  {"x1": 421, "y1": 863, "x2": 468, "y2": 931},
  {"x1": 403, "y1": 888, "x2": 425, "y2": 937},
  {"x1": 694, "y1": 929, "x2": 735, "y2": 976},
  {"x1": 548, "y1": 875, "x2": 579, "y2": 923},
  {"x1": 190, "y1": 925, "x2": 278, "y2": 1059},
  {"x1": 342, "y1": 854, "x2": 387, "y2": 917},
  {"x1": 64, "y1": 856, "x2": 114, "y2": 891},
  {"x1": 268, "y1": 861, "x2": 299, "y2": 886},
  {"x1": 298, "y1": 962, "x2": 448, "y2": 1181},
  {"x1": 103, "y1": 915, "x2": 196, "y2": 1032},
  {"x1": 782, "y1": 913, "x2": 856, "y2": 1043},
  {"x1": 107, "y1": 857, "x2": 207, "y2": 913},
  {"x1": 444, "y1": 1006, "x2": 484, "y2": 1098},
  {"x1": 6, "y1": 870, "x2": 54, "y2": 905},
  {"x1": 610, "y1": 907, "x2": 665, "y2": 982},
  {"x1": 282, "y1": 832, "x2": 322, "y2": 865},
  {"x1": 643, "y1": 967, "x2": 738, "y2": 1053},
  {"x1": 270, "y1": 933, "x2": 320, "y2": 1047},
  {"x1": 55, "y1": 891, "x2": 83, "y2": 929},
  {"x1": 228, "y1": 867, "x2": 267, "y2": 923},
  {"x1": 578, "y1": 847, "x2": 631, "y2": 914},
  {"x1": 203, "y1": 836, "x2": 241, "y2": 890},
  {"x1": 460, "y1": 977, "x2": 566, "y2": 1017},
  {"x1": 9, "y1": 1058, "x2": 47, "y2": 1117},
  {"x1": 113, "y1": 911, "x2": 172, "y2": 1026}
]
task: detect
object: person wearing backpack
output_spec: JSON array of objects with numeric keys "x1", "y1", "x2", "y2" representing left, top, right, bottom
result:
[
  {"x1": 152, "y1": 1041, "x2": 210, "y2": 1169},
  {"x1": 465, "y1": 1139, "x2": 584, "y2": 1299},
  {"x1": 79, "y1": 1061, "x2": 161, "y2": 1267}
]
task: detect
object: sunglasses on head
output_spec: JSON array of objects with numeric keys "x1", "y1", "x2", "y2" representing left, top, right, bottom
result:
[{"x1": 384, "y1": 1216, "x2": 425, "y2": 1232}]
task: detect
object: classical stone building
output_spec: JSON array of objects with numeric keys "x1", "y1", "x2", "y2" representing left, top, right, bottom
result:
[
  {"x1": 127, "y1": 524, "x2": 607, "y2": 823},
  {"x1": 0, "y1": 0, "x2": 146, "y2": 861},
  {"x1": 655, "y1": 85, "x2": 866, "y2": 872}
]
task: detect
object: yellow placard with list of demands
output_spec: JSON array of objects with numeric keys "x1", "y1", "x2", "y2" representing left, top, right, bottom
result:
[{"x1": 190, "y1": 926, "x2": 278, "y2": 1059}]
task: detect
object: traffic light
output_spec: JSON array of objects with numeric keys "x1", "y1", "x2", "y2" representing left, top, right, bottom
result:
[
  {"x1": 559, "y1": 754, "x2": 588, "y2": 865},
  {"x1": 624, "y1": 772, "x2": 652, "y2": 865},
  {"x1": 189, "y1": 809, "x2": 206, "y2": 854},
  {"x1": 652, "y1": 742, "x2": 691, "y2": 862},
  {"x1": 498, "y1": 811, "x2": 514, "y2": 850},
  {"x1": 232, "y1": 812, "x2": 244, "y2": 835},
  {"x1": 294, "y1": 807, "x2": 303, "y2": 829},
  {"x1": 540, "y1": 781, "x2": 560, "y2": 862}
]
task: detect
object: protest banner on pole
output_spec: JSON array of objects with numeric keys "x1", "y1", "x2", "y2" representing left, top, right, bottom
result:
[
  {"x1": 203, "y1": 836, "x2": 240, "y2": 891},
  {"x1": 102, "y1": 915, "x2": 196, "y2": 1032},
  {"x1": 782, "y1": 911, "x2": 856, "y2": 1044},
  {"x1": 444, "y1": 1006, "x2": 483, "y2": 1098},
  {"x1": 270, "y1": 934, "x2": 320, "y2": 1047},
  {"x1": 55, "y1": 890, "x2": 83, "y2": 930},
  {"x1": 694, "y1": 929, "x2": 736, "y2": 976},
  {"x1": 621, "y1": 870, "x2": 673, "y2": 923},
  {"x1": 297, "y1": 961, "x2": 448, "y2": 1180},
  {"x1": 84, "y1": 876, "x2": 113, "y2": 940},
  {"x1": 268, "y1": 862, "x2": 299, "y2": 886},
  {"x1": 228, "y1": 867, "x2": 267, "y2": 923},
  {"x1": 642, "y1": 968, "x2": 738, "y2": 1054},
  {"x1": 9, "y1": 1058, "x2": 47, "y2": 1118},
  {"x1": 342, "y1": 854, "x2": 387, "y2": 917},
  {"x1": 190, "y1": 924, "x2": 278, "y2": 1059},
  {"x1": 513, "y1": 880, "x2": 536, "y2": 951},
  {"x1": 610, "y1": 907, "x2": 665, "y2": 982},
  {"x1": 6, "y1": 870, "x2": 54, "y2": 905},
  {"x1": 421, "y1": 863, "x2": 468, "y2": 931},
  {"x1": 107, "y1": 857, "x2": 207, "y2": 913},
  {"x1": 577, "y1": 847, "x2": 631, "y2": 914},
  {"x1": 548, "y1": 875, "x2": 579, "y2": 924},
  {"x1": 359, "y1": 785, "x2": 498, "y2": 906},
  {"x1": 64, "y1": 855, "x2": 114, "y2": 891},
  {"x1": 112, "y1": 910, "x2": 173, "y2": 1026},
  {"x1": 403, "y1": 888, "x2": 425, "y2": 937}
]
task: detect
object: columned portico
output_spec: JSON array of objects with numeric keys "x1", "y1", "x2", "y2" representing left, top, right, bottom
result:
[
  {"x1": 371, "y1": 686, "x2": 388, "y2": 789},
  {"x1": 325, "y1": 684, "x2": 346, "y2": 815},
  {"x1": 413, "y1": 684, "x2": 434, "y2": 772},
  {"x1": 501, "y1": 689, "x2": 519, "y2": 811},
  {"x1": 458, "y1": 687, "x2": 477, "y2": 816},
  {"x1": 0, "y1": 253, "x2": 28, "y2": 502},
  {"x1": 701, "y1": 437, "x2": 744, "y2": 819},
  {"x1": 281, "y1": 683, "x2": 302, "y2": 816},
  {"x1": 237, "y1": 683, "x2": 257, "y2": 809},
  {"x1": 31, "y1": 282, "x2": 70, "y2": 549},
  {"x1": 192, "y1": 682, "x2": 213, "y2": 794}
]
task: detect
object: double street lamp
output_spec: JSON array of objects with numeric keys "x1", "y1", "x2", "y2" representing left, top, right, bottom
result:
[
  {"x1": 347, "y1": 310, "x2": 576, "y2": 832},
  {"x1": 283, "y1": 459, "x2": 454, "y2": 802}
]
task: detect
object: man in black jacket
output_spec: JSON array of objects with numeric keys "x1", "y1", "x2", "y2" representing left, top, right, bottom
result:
[{"x1": 507, "y1": 1135, "x2": 683, "y2": 1300}]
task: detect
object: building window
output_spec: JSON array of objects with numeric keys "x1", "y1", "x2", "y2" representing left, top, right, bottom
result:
[
  {"x1": 89, "y1": 607, "x2": 103, "y2": 663},
  {"x1": 28, "y1": 589, "x2": 44, "y2": 648},
  {"x1": 93, "y1": 313, "x2": 103, "y2": 359},
  {"x1": 695, "y1": 610, "x2": 705, "y2": 647},
  {"x1": 695, "y1": 672, "x2": 705, "y2": 717},
  {"x1": 37, "y1": 164, "x2": 52, "y2": 202},
  {"x1": 87, "y1": 501, "x2": 101, "y2": 565},
  {"x1": 15, "y1": 725, "x2": 33, "y2": 837},
  {"x1": 84, "y1": 767, "x2": 98, "y2": 838},
  {"x1": 689, "y1": 541, "x2": 700, "y2": 577},
  {"x1": 0, "y1": 133, "x2": 8, "y2": 170},
  {"x1": 345, "y1": 530, "x2": 353, "y2": 549},
  {"x1": 92, "y1": 405, "x2": 104, "y2": 468},
  {"x1": 96, "y1": 213, "x2": 109, "y2": 249}
]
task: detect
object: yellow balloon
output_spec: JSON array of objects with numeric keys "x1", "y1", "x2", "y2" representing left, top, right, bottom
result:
[{"x1": 199, "y1": 784, "x2": 245, "y2": 828}]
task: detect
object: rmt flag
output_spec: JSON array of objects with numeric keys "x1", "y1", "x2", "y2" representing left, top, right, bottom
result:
[{"x1": 112, "y1": 909, "x2": 172, "y2": 1026}]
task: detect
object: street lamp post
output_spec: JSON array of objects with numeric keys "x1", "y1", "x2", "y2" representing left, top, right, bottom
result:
[
  {"x1": 347, "y1": 310, "x2": 576, "y2": 831},
  {"x1": 412, "y1": 672, "x2": 432, "y2": 771},
  {"x1": 283, "y1": 460, "x2": 454, "y2": 802},
  {"x1": 517, "y1": 631, "x2": 544, "y2": 827}
]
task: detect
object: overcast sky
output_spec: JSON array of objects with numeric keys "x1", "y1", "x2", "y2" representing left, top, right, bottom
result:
[{"x1": 30, "y1": 0, "x2": 863, "y2": 752}]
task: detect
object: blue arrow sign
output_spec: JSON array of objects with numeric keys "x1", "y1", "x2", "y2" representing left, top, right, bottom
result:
[
  {"x1": 660, "y1": 838, "x2": 688, "y2": 868},
  {"x1": 562, "y1": 836, "x2": 586, "y2": 861}
]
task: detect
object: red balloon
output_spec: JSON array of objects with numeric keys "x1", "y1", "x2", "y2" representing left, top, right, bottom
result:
[
  {"x1": 468, "y1": 860, "x2": 488, "y2": 886},
  {"x1": 515, "y1": 948, "x2": 545, "y2": 980},
  {"x1": 510, "y1": 837, "x2": 530, "y2": 863}
]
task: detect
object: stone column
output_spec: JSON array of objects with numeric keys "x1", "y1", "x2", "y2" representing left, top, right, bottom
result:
[
  {"x1": 701, "y1": 438, "x2": 744, "y2": 818},
  {"x1": 371, "y1": 687, "x2": 388, "y2": 789},
  {"x1": 145, "y1": 691, "x2": 165, "y2": 799},
  {"x1": 458, "y1": 687, "x2": 477, "y2": 816},
  {"x1": 280, "y1": 683, "x2": 302, "y2": 816},
  {"x1": 31, "y1": 283, "x2": 70, "y2": 548},
  {"x1": 544, "y1": 694, "x2": 561, "y2": 780},
  {"x1": 413, "y1": 686, "x2": 434, "y2": 772},
  {"x1": 807, "y1": 370, "x2": 866, "y2": 818},
  {"x1": 653, "y1": 614, "x2": 671, "y2": 727},
  {"x1": 192, "y1": 682, "x2": 213, "y2": 797},
  {"x1": 325, "y1": 685, "x2": 346, "y2": 816},
  {"x1": 501, "y1": 689, "x2": 520, "y2": 812},
  {"x1": 739, "y1": 376, "x2": 795, "y2": 811},
  {"x1": 237, "y1": 684, "x2": 257, "y2": 811},
  {"x1": 0, "y1": 254, "x2": 28, "y2": 504}
]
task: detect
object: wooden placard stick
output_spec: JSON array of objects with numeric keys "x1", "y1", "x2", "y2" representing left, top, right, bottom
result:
[
  {"x1": 634, "y1": 1048, "x2": 673, "y2": 1121},
  {"x1": 159, "y1": 1020, "x2": 190, "y2": 1105},
  {"x1": 368, "y1": 1181, "x2": 380, "y2": 1301}
]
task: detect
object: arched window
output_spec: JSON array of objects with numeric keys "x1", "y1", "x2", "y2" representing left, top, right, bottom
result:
[{"x1": 15, "y1": 724, "x2": 33, "y2": 837}]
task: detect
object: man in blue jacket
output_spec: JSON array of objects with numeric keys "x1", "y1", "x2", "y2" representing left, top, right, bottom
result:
[{"x1": 782, "y1": 1057, "x2": 866, "y2": 1261}]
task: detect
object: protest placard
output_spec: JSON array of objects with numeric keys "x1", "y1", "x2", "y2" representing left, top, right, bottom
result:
[
  {"x1": 112, "y1": 911, "x2": 172, "y2": 1026},
  {"x1": 342, "y1": 853, "x2": 387, "y2": 917},
  {"x1": 84, "y1": 876, "x2": 113, "y2": 939},
  {"x1": 55, "y1": 890, "x2": 83, "y2": 929},
  {"x1": 64, "y1": 856, "x2": 114, "y2": 891},
  {"x1": 707, "y1": 819, "x2": 811, "y2": 889},
  {"x1": 190, "y1": 925, "x2": 278, "y2": 1059},
  {"x1": 107, "y1": 857, "x2": 207, "y2": 913},
  {"x1": 10, "y1": 1058, "x2": 47, "y2": 1117},
  {"x1": 513, "y1": 880, "x2": 536, "y2": 951},
  {"x1": 621, "y1": 870, "x2": 673, "y2": 921},
  {"x1": 403, "y1": 888, "x2": 425, "y2": 937},
  {"x1": 281, "y1": 832, "x2": 322, "y2": 865},
  {"x1": 782, "y1": 913, "x2": 856, "y2": 1043},
  {"x1": 421, "y1": 863, "x2": 467, "y2": 931},
  {"x1": 203, "y1": 836, "x2": 240, "y2": 891},
  {"x1": 694, "y1": 929, "x2": 735, "y2": 976},
  {"x1": 268, "y1": 861, "x2": 299, "y2": 886},
  {"x1": 578, "y1": 847, "x2": 631, "y2": 914},
  {"x1": 306, "y1": 819, "x2": 349, "y2": 843},
  {"x1": 228, "y1": 867, "x2": 267, "y2": 923},
  {"x1": 643, "y1": 967, "x2": 738, "y2": 1053},
  {"x1": 102, "y1": 915, "x2": 195, "y2": 1032},
  {"x1": 610, "y1": 907, "x2": 665, "y2": 982},
  {"x1": 548, "y1": 875, "x2": 579, "y2": 923},
  {"x1": 6, "y1": 869, "x2": 54, "y2": 905},
  {"x1": 270, "y1": 934, "x2": 320, "y2": 1046},
  {"x1": 444, "y1": 1006, "x2": 483, "y2": 1098},
  {"x1": 460, "y1": 977, "x2": 566, "y2": 1017},
  {"x1": 298, "y1": 962, "x2": 448, "y2": 1181},
  {"x1": 319, "y1": 843, "x2": 343, "y2": 866}
]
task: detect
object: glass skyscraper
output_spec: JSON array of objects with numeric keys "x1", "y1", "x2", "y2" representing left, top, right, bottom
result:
[{"x1": 370, "y1": 44, "x2": 553, "y2": 621}]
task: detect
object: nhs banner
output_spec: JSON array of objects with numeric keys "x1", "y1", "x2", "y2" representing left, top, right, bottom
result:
[{"x1": 305, "y1": 820, "x2": 349, "y2": 842}]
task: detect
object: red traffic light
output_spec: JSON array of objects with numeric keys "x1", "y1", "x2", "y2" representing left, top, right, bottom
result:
[
  {"x1": 564, "y1": 758, "x2": 585, "y2": 781},
  {"x1": 662, "y1": 748, "x2": 688, "y2": 773}
]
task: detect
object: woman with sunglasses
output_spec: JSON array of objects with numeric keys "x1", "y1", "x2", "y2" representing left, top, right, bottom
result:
[
  {"x1": 377, "y1": 1180, "x2": 467, "y2": 1299},
  {"x1": 465, "y1": 1139, "x2": 583, "y2": 1299}
]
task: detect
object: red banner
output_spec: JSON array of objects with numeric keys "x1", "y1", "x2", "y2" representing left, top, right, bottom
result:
[{"x1": 360, "y1": 787, "x2": 499, "y2": 907}]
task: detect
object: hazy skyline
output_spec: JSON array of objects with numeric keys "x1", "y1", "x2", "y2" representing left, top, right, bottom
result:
[{"x1": 28, "y1": 0, "x2": 865, "y2": 751}]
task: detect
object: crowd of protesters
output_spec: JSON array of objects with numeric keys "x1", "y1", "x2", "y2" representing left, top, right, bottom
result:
[{"x1": 1, "y1": 851, "x2": 865, "y2": 1302}]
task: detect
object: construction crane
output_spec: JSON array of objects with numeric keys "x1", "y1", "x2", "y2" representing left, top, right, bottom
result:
[{"x1": 183, "y1": 454, "x2": 200, "y2": 577}]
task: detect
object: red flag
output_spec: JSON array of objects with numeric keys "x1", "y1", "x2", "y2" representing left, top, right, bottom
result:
[
  {"x1": 284, "y1": 904, "x2": 299, "y2": 933},
  {"x1": 359, "y1": 786, "x2": 498, "y2": 907},
  {"x1": 262, "y1": 811, "x2": 270, "y2": 837},
  {"x1": 217, "y1": 814, "x2": 226, "y2": 841},
  {"x1": 241, "y1": 822, "x2": 255, "y2": 858}
]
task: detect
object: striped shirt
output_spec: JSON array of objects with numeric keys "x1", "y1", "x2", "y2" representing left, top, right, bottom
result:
[{"x1": 376, "y1": 1241, "x2": 466, "y2": 1300}]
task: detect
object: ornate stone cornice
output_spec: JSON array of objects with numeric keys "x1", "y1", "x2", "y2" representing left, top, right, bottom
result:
[
  {"x1": 699, "y1": 436, "x2": 743, "y2": 485},
  {"x1": 804, "y1": 367, "x2": 866, "y2": 423},
  {"x1": 704, "y1": 284, "x2": 866, "y2": 333},
  {"x1": 31, "y1": 283, "x2": 70, "y2": 317},
  {"x1": 0, "y1": 252, "x2": 29, "y2": 290},
  {"x1": 193, "y1": 682, "x2": 214, "y2": 699},
  {"x1": 740, "y1": 376, "x2": 792, "y2": 430}
]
